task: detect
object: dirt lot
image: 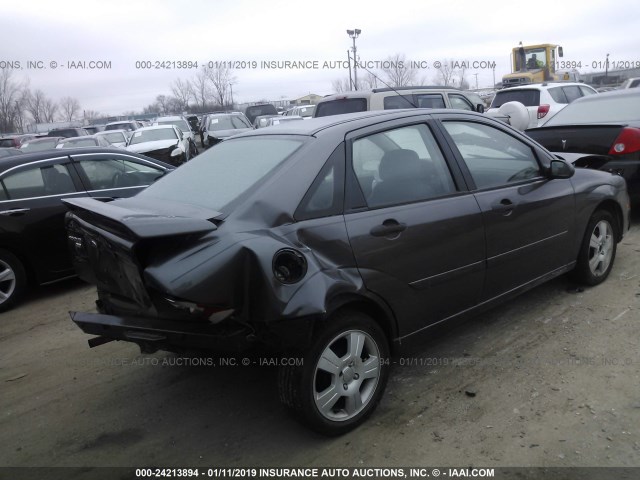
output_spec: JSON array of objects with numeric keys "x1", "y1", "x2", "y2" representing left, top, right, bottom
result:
[{"x1": 1, "y1": 212, "x2": 640, "y2": 474}]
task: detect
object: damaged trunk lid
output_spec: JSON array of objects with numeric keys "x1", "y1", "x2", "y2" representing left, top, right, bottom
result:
[{"x1": 63, "y1": 197, "x2": 222, "y2": 314}]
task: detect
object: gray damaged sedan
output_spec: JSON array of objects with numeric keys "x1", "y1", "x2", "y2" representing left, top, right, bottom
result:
[{"x1": 63, "y1": 109, "x2": 629, "y2": 435}]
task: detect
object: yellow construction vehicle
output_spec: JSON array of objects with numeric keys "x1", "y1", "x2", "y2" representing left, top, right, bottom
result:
[{"x1": 502, "y1": 42, "x2": 576, "y2": 87}]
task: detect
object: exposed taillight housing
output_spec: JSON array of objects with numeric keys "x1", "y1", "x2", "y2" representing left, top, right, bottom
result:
[
  {"x1": 537, "y1": 104, "x2": 550, "y2": 119},
  {"x1": 608, "y1": 127, "x2": 640, "y2": 155}
]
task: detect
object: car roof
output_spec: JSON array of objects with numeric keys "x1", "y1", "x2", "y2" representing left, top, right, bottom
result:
[
  {"x1": 106, "y1": 121, "x2": 135, "y2": 125},
  {"x1": 155, "y1": 116, "x2": 185, "y2": 121},
  {"x1": 232, "y1": 108, "x2": 478, "y2": 138},
  {"x1": 498, "y1": 82, "x2": 590, "y2": 91},
  {"x1": 0, "y1": 147, "x2": 173, "y2": 172},
  {"x1": 136, "y1": 125, "x2": 177, "y2": 131},
  {"x1": 569, "y1": 87, "x2": 640, "y2": 104},
  {"x1": 96, "y1": 129, "x2": 128, "y2": 134}
]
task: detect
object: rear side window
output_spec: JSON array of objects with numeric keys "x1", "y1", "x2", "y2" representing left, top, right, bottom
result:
[
  {"x1": 383, "y1": 95, "x2": 416, "y2": 109},
  {"x1": 491, "y1": 89, "x2": 540, "y2": 108},
  {"x1": 548, "y1": 87, "x2": 568, "y2": 103},
  {"x1": 562, "y1": 86, "x2": 582, "y2": 103},
  {"x1": 315, "y1": 98, "x2": 367, "y2": 117},
  {"x1": 415, "y1": 94, "x2": 446, "y2": 109},
  {"x1": 2, "y1": 164, "x2": 76, "y2": 199}
]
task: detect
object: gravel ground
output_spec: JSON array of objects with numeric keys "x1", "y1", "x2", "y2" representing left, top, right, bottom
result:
[{"x1": 1, "y1": 211, "x2": 639, "y2": 476}]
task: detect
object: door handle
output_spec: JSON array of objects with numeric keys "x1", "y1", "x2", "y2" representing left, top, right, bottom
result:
[
  {"x1": 491, "y1": 199, "x2": 515, "y2": 215},
  {"x1": 0, "y1": 208, "x2": 30, "y2": 216},
  {"x1": 370, "y1": 219, "x2": 407, "y2": 237}
]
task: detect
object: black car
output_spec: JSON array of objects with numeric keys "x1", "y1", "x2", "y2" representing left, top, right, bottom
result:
[
  {"x1": 0, "y1": 147, "x2": 173, "y2": 311},
  {"x1": 65, "y1": 110, "x2": 629, "y2": 435},
  {"x1": 46, "y1": 127, "x2": 90, "y2": 138},
  {"x1": 202, "y1": 113, "x2": 252, "y2": 147},
  {"x1": 526, "y1": 89, "x2": 640, "y2": 200},
  {"x1": 244, "y1": 103, "x2": 278, "y2": 124}
]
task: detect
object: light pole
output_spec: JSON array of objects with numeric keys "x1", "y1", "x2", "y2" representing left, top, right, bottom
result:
[
  {"x1": 605, "y1": 53, "x2": 610, "y2": 79},
  {"x1": 347, "y1": 29, "x2": 361, "y2": 90},
  {"x1": 474, "y1": 73, "x2": 479, "y2": 90}
]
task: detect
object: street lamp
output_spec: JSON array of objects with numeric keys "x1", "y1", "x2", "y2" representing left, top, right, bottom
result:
[{"x1": 347, "y1": 29, "x2": 361, "y2": 90}]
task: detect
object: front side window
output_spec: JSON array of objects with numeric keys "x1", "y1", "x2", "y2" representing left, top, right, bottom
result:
[
  {"x1": 415, "y1": 94, "x2": 446, "y2": 109},
  {"x1": 2, "y1": 164, "x2": 75, "y2": 199},
  {"x1": 352, "y1": 124, "x2": 456, "y2": 208},
  {"x1": 449, "y1": 94, "x2": 474, "y2": 111},
  {"x1": 443, "y1": 121, "x2": 541, "y2": 189}
]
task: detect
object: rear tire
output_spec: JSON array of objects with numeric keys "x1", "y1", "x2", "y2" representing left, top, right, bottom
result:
[
  {"x1": 278, "y1": 309, "x2": 390, "y2": 436},
  {"x1": 571, "y1": 210, "x2": 617, "y2": 286},
  {"x1": 0, "y1": 249, "x2": 27, "y2": 312}
]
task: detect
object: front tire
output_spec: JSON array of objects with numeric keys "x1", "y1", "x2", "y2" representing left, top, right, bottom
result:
[
  {"x1": 278, "y1": 310, "x2": 390, "y2": 436},
  {"x1": 571, "y1": 210, "x2": 617, "y2": 286},
  {"x1": 0, "y1": 249, "x2": 27, "y2": 312}
]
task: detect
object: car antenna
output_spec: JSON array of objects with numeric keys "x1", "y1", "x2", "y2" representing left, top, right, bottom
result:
[{"x1": 356, "y1": 64, "x2": 419, "y2": 108}]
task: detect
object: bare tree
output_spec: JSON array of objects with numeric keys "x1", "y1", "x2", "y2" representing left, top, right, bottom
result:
[
  {"x1": 206, "y1": 65, "x2": 236, "y2": 108},
  {"x1": 190, "y1": 67, "x2": 212, "y2": 110},
  {"x1": 42, "y1": 97, "x2": 58, "y2": 123},
  {"x1": 0, "y1": 68, "x2": 26, "y2": 132},
  {"x1": 360, "y1": 71, "x2": 380, "y2": 90},
  {"x1": 381, "y1": 53, "x2": 418, "y2": 87},
  {"x1": 331, "y1": 77, "x2": 351, "y2": 93},
  {"x1": 171, "y1": 77, "x2": 192, "y2": 111},
  {"x1": 156, "y1": 94, "x2": 169, "y2": 114},
  {"x1": 83, "y1": 110, "x2": 102, "y2": 122},
  {"x1": 457, "y1": 65, "x2": 469, "y2": 90},
  {"x1": 59, "y1": 96, "x2": 81, "y2": 122},
  {"x1": 25, "y1": 89, "x2": 44, "y2": 124},
  {"x1": 433, "y1": 60, "x2": 457, "y2": 86},
  {"x1": 166, "y1": 96, "x2": 183, "y2": 113}
]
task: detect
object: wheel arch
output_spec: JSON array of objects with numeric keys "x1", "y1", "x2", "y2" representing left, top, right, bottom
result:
[
  {"x1": 593, "y1": 199, "x2": 624, "y2": 242},
  {"x1": 320, "y1": 292, "x2": 400, "y2": 352}
]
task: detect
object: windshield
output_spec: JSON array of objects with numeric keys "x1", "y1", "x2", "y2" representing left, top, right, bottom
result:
[
  {"x1": 129, "y1": 128, "x2": 178, "y2": 145},
  {"x1": 106, "y1": 123, "x2": 134, "y2": 131},
  {"x1": 59, "y1": 138, "x2": 97, "y2": 148},
  {"x1": 208, "y1": 116, "x2": 250, "y2": 131},
  {"x1": 20, "y1": 139, "x2": 60, "y2": 151},
  {"x1": 545, "y1": 93, "x2": 640, "y2": 125},
  {"x1": 101, "y1": 132, "x2": 126, "y2": 143},
  {"x1": 138, "y1": 137, "x2": 304, "y2": 211},
  {"x1": 157, "y1": 119, "x2": 190, "y2": 132}
]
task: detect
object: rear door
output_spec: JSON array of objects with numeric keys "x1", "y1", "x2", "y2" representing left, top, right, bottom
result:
[
  {"x1": 343, "y1": 117, "x2": 485, "y2": 337},
  {"x1": 0, "y1": 156, "x2": 87, "y2": 282},
  {"x1": 436, "y1": 115, "x2": 576, "y2": 300}
]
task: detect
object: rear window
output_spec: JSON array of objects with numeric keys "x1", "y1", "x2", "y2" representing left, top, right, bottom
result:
[
  {"x1": 315, "y1": 98, "x2": 367, "y2": 117},
  {"x1": 138, "y1": 137, "x2": 304, "y2": 211},
  {"x1": 548, "y1": 87, "x2": 568, "y2": 103},
  {"x1": 545, "y1": 94, "x2": 640, "y2": 125},
  {"x1": 59, "y1": 138, "x2": 97, "y2": 148},
  {"x1": 245, "y1": 105, "x2": 278, "y2": 123},
  {"x1": 491, "y1": 89, "x2": 540, "y2": 108},
  {"x1": 0, "y1": 138, "x2": 16, "y2": 147}
]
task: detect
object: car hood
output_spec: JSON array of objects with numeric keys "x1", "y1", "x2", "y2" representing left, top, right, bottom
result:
[{"x1": 127, "y1": 139, "x2": 179, "y2": 153}]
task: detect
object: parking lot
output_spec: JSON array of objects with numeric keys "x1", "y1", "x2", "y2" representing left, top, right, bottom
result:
[{"x1": 1, "y1": 210, "x2": 639, "y2": 469}]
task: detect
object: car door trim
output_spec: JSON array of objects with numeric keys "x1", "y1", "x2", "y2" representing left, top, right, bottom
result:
[
  {"x1": 409, "y1": 259, "x2": 485, "y2": 289},
  {"x1": 486, "y1": 230, "x2": 569, "y2": 267}
]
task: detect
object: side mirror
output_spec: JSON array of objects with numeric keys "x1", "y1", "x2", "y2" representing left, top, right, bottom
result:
[
  {"x1": 549, "y1": 159, "x2": 574, "y2": 179},
  {"x1": 476, "y1": 104, "x2": 485, "y2": 113},
  {"x1": 558, "y1": 46, "x2": 564, "y2": 58}
]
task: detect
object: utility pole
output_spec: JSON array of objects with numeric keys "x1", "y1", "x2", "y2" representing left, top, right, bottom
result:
[
  {"x1": 347, "y1": 29, "x2": 361, "y2": 90},
  {"x1": 474, "y1": 73, "x2": 479, "y2": 90}
]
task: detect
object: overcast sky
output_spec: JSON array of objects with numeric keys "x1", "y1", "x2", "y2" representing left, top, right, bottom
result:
[{"x1": 2, "y1": 0, "x2": 638, "y2": 116}]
